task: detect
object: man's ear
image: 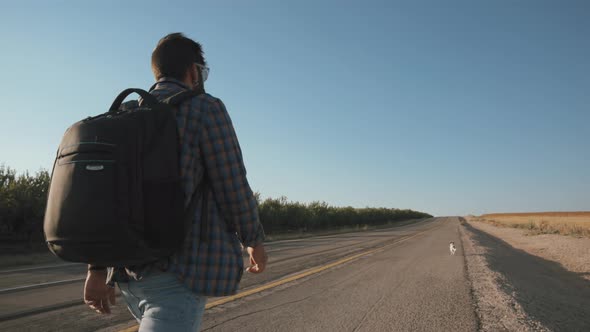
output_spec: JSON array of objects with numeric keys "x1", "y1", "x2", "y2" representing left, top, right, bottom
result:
[
  {"x1": 193, "y1": 63, "x2": 206, "y2": 94},
  {"x1": 186, "y1": 63, "x2": 199, "y2": 87}
]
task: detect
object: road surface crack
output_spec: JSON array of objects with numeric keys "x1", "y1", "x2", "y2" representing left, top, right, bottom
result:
[
  {"x1": 203, "y1": 264, "x2": 379, "y2": 331},
  {"x1": 351, "y1": 293, "x2": 386, "y2": 332},
  {"x1": 202, "y1": 292, "x2": 322, "y2": 331},
  {"x1": 351, "y1": 270, "x2": 407, "y2": 332}
]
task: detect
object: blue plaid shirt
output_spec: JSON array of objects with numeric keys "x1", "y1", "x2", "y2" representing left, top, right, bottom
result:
[{"x1": 115, "y1": 78, "x2": 264, "y2": 296}]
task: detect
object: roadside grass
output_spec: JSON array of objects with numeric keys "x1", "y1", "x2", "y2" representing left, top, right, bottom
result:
[{"x1": 467, "y1": 213, "x2": 590, "y2": 238}]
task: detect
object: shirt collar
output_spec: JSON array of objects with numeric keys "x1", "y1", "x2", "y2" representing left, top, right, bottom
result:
[{"x1": 153, "y1": 77, "x2": 191, "y2": 91}]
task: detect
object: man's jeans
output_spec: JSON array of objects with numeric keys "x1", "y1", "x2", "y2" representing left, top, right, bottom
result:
[{"x1": 118, "y1": 270, "x2": 207, "y2": 332}]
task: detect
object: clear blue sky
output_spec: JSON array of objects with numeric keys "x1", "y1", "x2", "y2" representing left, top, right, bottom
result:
[{"x1": 1, "y1": 1, "x2": 588, "y2": 216}]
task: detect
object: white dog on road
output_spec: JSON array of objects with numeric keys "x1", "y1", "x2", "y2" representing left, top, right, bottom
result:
[{"x1": 449, "y1": 242, "x2": 456, "y2": 255}]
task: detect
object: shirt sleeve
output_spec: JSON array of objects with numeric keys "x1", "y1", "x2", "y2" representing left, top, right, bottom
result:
[{"x1": 200, "y1": 98, "x2": 265, "y2": 247}]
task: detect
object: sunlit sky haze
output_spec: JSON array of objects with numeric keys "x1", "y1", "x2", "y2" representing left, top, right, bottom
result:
[{"x1": 1, "y1": 1, "x2": 588, "y2": 216}]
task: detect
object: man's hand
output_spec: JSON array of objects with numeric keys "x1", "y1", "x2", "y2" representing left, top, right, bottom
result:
[
  {"x1": 84, "y1": 269, "x2": 116, "y2": 314},
  {"x1": 246, "y1": 243, "x2": 268, "y2": 274}
]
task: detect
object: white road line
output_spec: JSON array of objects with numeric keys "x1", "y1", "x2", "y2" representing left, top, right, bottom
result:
[
  {"x1": 0, "y1": 277, "x2": 86, "y2": 294},
  {"x1": 0, "y1": 262, "x2": 82, "y2": 274}
]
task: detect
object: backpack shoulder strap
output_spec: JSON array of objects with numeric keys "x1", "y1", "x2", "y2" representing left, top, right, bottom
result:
[
  {"x1": 160, "y1": 89, "x2": 211, "y2": 243},
  {"x1": 183, "y1": 173, "x2": 209, "y2": 244}
]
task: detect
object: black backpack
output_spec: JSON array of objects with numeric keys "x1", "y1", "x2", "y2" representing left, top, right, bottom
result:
[{"x1": 43, "y1": 88, "x2": 206, "y2": 267}]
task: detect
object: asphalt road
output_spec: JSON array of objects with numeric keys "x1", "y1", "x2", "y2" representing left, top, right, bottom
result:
[
  {"x1": 200, "y1": 217, "x2": 476, "y2": 332},
  {"x1": 0, "y1": 217, "x2": 478, "y2": 331}
]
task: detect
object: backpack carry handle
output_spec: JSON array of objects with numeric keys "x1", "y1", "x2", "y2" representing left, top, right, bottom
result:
[{"x1": 109, "y1": 89, "x2": 159, "y2": 113}]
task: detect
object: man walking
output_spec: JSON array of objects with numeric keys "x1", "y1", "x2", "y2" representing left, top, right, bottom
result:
[{"x1": 83, "y1": 33, "x2": 267, "y2": 331}]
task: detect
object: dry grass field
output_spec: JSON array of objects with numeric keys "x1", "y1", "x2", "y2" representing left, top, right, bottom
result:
[{"x1": 467, "y1": 212, "x2": 590, "y2": 238}]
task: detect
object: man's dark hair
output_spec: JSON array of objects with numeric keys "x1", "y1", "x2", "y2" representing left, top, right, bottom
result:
[{"x1": 151, "y1": 33, "x2": 206, "y2": 80}]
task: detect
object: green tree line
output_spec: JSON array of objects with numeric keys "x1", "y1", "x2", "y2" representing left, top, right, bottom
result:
[
  {"x1": 256, "y1": 195, "x2": 432, "y2": 235},
  {"x1": 0, "y1": 165, "x2": 50, "y2": 244},
  {"x1": 0, "y1": 164, "x2": 432, "y2": 244}
]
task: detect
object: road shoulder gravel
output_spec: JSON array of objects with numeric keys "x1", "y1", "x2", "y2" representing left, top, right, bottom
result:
[
  {"x1": 468, "y1": 221, "x2": 590, "y2": 280},
  {"x1": 460, "y1": 221, "x2": 590, "y2": 331}
]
